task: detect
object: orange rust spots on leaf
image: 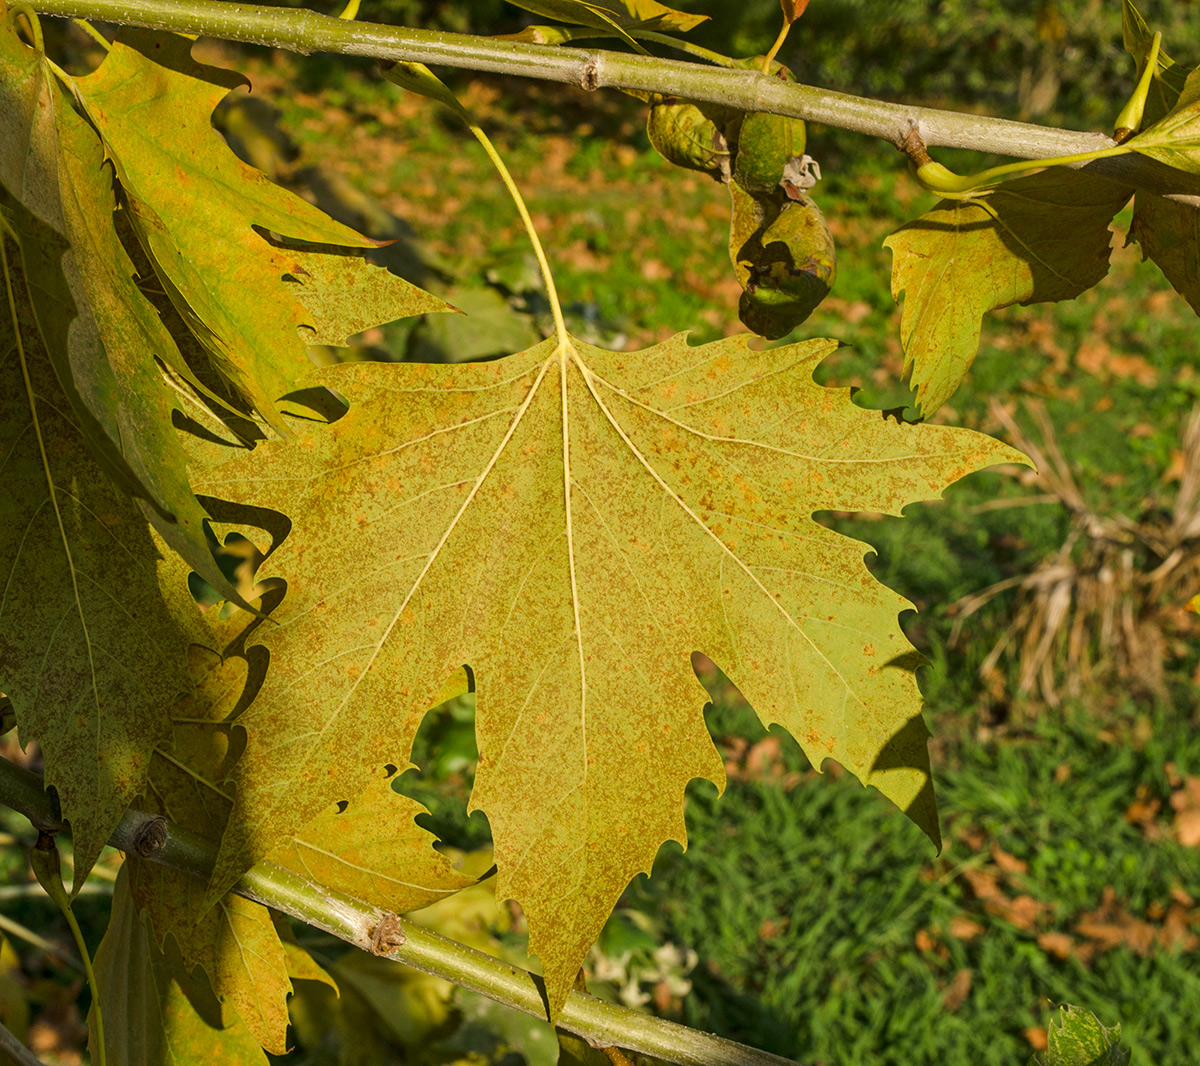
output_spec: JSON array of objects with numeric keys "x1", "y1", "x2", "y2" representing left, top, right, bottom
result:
[{"x1": 198, "y1": 331, "x2": 1017, "y2": 1018}]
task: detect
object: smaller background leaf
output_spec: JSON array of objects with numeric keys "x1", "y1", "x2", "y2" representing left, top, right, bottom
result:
[
  {"x1": 90, "y1": 867, "x2": 269, "y2": 1066},
  {"x1": 1028, "y1": 1004, "x2": 1130, "y2": 1066},
  {"x1": 885, "y1": 169, "x2": 1130, "y2": 413},
  {"x1": 506, "y1": 1, "x2": 706, "y2": 32}
]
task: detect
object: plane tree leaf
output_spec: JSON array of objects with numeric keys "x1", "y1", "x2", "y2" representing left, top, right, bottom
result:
[
  {"x1": 265, "y1": 765, "x2": 475, "y2": 913},
  {"x1": 1028, "y1": 1005, "x2": 1130, "y2": 1066},
  {"x1": 0, "y1": 215, "x2": 195, "y2": 888},
  {"x1": 1121, "y1": 1, "x2": 1200, "y2": 316},
  {"x1": 0, "y1": 11, "x2": 244, "y2": 602},
  {"x1": 90, "y1": 866, "x2": 269, "y2": 1066},
  {"x1": 506, "y1": 1, "x2": 707, "y2": 34},
  {"x1": 195, "y1": 331, "x2": 1022, "y2": 1015},
  {"x1": 1129, "y1": 192, "x2": 1200, "y2": 314},
  {"x1": 1125, "y1": 67, "x2": 1200, "y2": 174},
  {"x1": 130, "y1": 631, "x2": 469, "y2": 1050},
  {"x1": 884, "y1": 169, "x2": 1131, "y2": 414},
  {"x1": 70, "y1": 30, "x2": 451, "y2": 432},
  {"x1": 129, "y1": 645, "x2": 293, "y2": 1054}
]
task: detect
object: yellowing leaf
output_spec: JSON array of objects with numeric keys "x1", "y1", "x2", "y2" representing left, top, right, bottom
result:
[
  {"x1": 197, "y1": 332, "x2": 1021, "y2": 1014},
  {"x1": 885, "y1": 169, "x2": 1130, "y2": 413},
  {"x1": 266, "y1": 765, "x2": 475, "y2": 913},
  {"x1": 70, "y1": 31, "x2": 450, "y2": 431},
  {"x1": 130, "y1": 646, "x2": 292, "y2": 1053},
  {"x1": 0, "y1": 13, "x2": 244, "y2": 602},
  {"x1": 507, "y1": 0, "x2": 707, "y2": 33},
  {"x1": 130, "y1": 639, "x2": 464, "y2": 1047},
  {"x1": 90, "y1": 867, "x2": 269, "y2": 1066},
  {"x1": 0, "y1": 216, "x2": 195, "y2": 888}
]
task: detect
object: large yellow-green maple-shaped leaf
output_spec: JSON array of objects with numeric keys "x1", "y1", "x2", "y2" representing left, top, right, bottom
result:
[
  {"x1": 885, "y1": 169, "x2": 1130, "y2": 413},
  {"x1": 507, "y1": 0, "x2": 706, "y2": 32},
  {"x1": 0, "y1": 221, "x2": 195, "y2": 888},
  {"x1": 90, "y1": 867, "x2": 269, "y2": 1066},
  {"x1": 70, "y1": 31, "x2": 450, "y2": 431},
  {"x1": 197, "y1": 332, "x2": 1021, "y2": 1014}
]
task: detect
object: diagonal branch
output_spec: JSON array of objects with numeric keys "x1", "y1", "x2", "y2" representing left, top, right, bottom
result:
[
  {"x1": 0, "y1": 754, "x2": 801, "y2": 1066},
  {"x1": 28, "y1": 0, "x2": 1200, "y2": 203}
]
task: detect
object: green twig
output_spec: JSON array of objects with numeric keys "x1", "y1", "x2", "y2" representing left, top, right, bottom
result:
[{"x1": 25, "y1": 0, "x2": 1200, "y2": 202}]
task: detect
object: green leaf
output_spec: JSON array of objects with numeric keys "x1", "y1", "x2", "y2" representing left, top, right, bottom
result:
[
  {"x1": 129, "y1": 646, "x2": 292, "y2": 1053},
  {"x1": 1120, "y1": 5, "x2": 1200, "y2": 318},
  {"x1": 884, "y1": 168, "x2": 1131, "y2": 413},
  {"x1": 129, "y1": 635, "x2": 466, "y2": 1047},
  {"x1": 1129, "y1": 191, "x2": 1200, "y2": 315},
  {"x1": 1125, "y1": 66, "x2": 1200, "y2": 174},
  {"x1": 274, "y1": 913, "x2": 339, "y2": 992},
  {"x1": 196, "y1": 332, "x2": 1021, "y2": 1016},
  {"x1": 70, "y1": 30, "x2": 451, "y2": 432},
  {"x1": 505, "y1": 1, "x2": 707, "y2": 33},
  {"x1": 1028, "y1": 1004, "x2": 1130, "y2": 1066},
  {"x1": 90, "y1": 866, "x2": 269, "y2": 1066},
  {"x1": 0, "y1": 217, "x2": 196, "y2": 888},
  {"x1": 0, "y1": 13, "x2": 246, "y2": 602},
  {"x1": 1121, "y1": 0, "x2": 1191, "y2": 128}
]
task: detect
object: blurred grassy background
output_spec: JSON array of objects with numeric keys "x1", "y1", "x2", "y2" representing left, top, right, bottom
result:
[{"x1": 5, "y1": 2, "x2": 1200, "y2": 1063}]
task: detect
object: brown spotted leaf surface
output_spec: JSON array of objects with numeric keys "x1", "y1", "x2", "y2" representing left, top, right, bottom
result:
[
  {"x1": 196, "y1": 331, "x2": 1021, "y2": 1014},
  {"x1": 130, "y1": 637, "x2": 467, "y2": 1049},
  {"x1": 0, "y1": 11, "x2": 241, "y2": 601},
  {"x1": 885, "y1": 169, "x2": 1130, "y2": 414},
  {"x1": 0, "y1": 217, "x2": 195, "y2": 888}
]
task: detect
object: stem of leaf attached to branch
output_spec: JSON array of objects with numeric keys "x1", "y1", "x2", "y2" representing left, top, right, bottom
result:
[
  {"x1": 379, "y1": 62, "x2": 570, "y2": 347},
  {"x1": 0, "y1": 756, "x2": 801, "y2": 1066},
  {"x1": 26, "y1": 0, "x2": 1200, "y2": 202}
]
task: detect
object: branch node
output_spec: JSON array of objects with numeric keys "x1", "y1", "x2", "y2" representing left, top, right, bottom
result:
[
  {"x1": 132, "y1": 816, "x2": 168, "y2": 858},
  {"x1": 369, "y1": 914, "x2": 405, "y2": 955},
  {"x1": 900, "y1": 121, "x2": 931, "y2": 166},
  {"x1": 580, "y1": 57, "x2": 599, "y2": 92}
]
